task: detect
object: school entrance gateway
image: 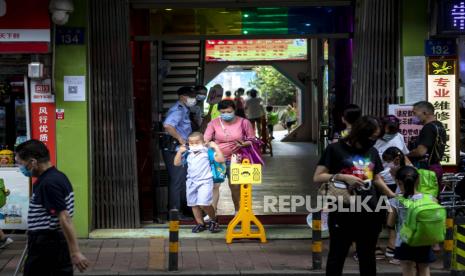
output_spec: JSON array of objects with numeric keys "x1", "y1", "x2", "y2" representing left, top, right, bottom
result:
[{"x1": 89, "y1": 0, "x2": 400, "y2": 231}]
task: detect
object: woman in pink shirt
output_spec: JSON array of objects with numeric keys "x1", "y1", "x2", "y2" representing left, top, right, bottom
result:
[{"x1": 204, "y1": 100, "x2": 255, "y2": 213}]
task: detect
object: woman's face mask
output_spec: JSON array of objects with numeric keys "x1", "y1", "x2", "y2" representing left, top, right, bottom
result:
[{"x1": 220, "y1": 112, "x2": 235, "y2": 122}]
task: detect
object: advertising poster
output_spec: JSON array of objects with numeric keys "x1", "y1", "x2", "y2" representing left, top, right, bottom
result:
[
  {"x1": 388, "y1": 104, "x2": 423, "y2": 147},
  {"x1": 0, "y1": 168, "x2": 29, "y2": 230}
]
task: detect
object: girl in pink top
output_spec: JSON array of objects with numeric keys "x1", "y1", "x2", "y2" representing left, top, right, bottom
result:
[{"x1": 204, "y1": 100, "x2": 255, "y2": 213}]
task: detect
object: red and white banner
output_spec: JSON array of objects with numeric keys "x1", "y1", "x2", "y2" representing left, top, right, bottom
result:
[
  {"x1": 0, "y1": 0, "x2": 50, "y2": 53},
  {"x1": 31, "y1": 103, "x2": 56, "y2": 165},
  {"x1": 0, "y1": 29, "x2": 50, "y2": 42},
  {"x1": 427, "y1": 59, "x2": 458, "y2": 166}
]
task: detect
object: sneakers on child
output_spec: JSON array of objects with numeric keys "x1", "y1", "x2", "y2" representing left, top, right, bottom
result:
[
  {"x1": 192, "y1": 224, "x2": 207, "y2": 233},
  {"x1": 203, "y1": 215, "x2": 211, "y2": 223},
  {"x1": 0, "y1": 237, "x2": 13, "y2": 249},
  {"x1": 209, "y1": 220, "x2": 221, "y2": 233},
  {"x1": 385, "y1": 247, "x2": 395, "y2": 258}
]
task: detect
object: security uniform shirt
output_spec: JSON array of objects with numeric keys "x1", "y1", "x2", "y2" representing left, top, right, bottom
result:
[
  {"x1": 163, "y1": 101, "x2": 192, "y2": 142},
  {"x1": 28, "y1": 167, "x2": 74, "y2": 232}
]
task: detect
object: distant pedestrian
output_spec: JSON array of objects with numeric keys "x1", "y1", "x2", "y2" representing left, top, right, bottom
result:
[
  {"x1": 282, "y1": 104, "x2": 297, "y2": 135},
  {"x1": 15, "y1": 140, "x2": 89, "y2": 275},
  {"x1": 174, "y1": 133, "x2": 225, "y2": 233},
  {"x1": 224, "y1": 91, "x2": 233, "y2": 101},
  {"x1": 265, "y1": 105, "x2": 278, "y2": 139},
  {"x1": 332, "y1": 104, "x2": 361, "y2": 142},
  {"x1": 245, "y1": 89, "x2": 265, "y2": 135},
  {"x1": 234, "y1": 88, "x2": 246, "y2": 118},
  {"x1": 190, "y1": 85, "x2": 208, "y2": 132}
]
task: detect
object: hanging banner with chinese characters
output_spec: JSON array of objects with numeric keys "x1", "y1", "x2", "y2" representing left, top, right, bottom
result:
[
  {"x1": 427, "y1": 59, "x2": 458, "y2": 165},
  {"x1": 31, "y1": 103, "x2": 56, "y2": 165}
]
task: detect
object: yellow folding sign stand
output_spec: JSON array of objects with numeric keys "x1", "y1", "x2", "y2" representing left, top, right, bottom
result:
[{"x1": 226, "y1": 159, "x2": 267, "y2": 243}]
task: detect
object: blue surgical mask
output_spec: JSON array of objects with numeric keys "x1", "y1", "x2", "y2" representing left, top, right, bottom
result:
[
  {"x1": 19, "y1": 165, "x2": 32, "y2": 177},
  {"x1": 196, "y1": 95, "x2": 206, "y2": 101},
  {"x1": 220, "y1": 112, "x2": 235, "y2": 122},
  {"x1": 411, "y1": 116, "x2": 421, "y2": 125}
]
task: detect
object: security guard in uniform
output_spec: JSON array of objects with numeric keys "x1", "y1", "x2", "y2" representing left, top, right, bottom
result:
[{"x1": 162, "y1": 86, "x2": 197, "y2": 220}]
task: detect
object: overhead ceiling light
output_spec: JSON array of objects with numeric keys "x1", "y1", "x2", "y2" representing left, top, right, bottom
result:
[
  {"x1": 243, "y1": 30, "x2": 249, "y2": 34},
  {"x1": 243, "y1": 14, "x2": 249, "y2": 18},
  {"x1": 305, "y1": 23, "x2": 311, "y2": 27},
  {"x1": 165, "y1": 8, "x2": 173, "y2": 11}
]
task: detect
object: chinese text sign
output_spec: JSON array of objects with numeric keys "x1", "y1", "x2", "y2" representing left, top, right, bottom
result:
[{"x1": 427, "y1": 59, "x2": 457, "y2": 165}]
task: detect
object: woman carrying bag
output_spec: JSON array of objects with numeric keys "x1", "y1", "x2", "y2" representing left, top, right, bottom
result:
[
  {"x1": 313, "y1": 116, "x2": 395, "y2": 276},
  {"x1": 204, "y1": 100, "x2": 257, "y2": 214}
]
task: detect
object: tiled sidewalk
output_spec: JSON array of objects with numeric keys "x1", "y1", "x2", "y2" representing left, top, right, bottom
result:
[{"x1": 0, "y1": 235, "x2": 450, "y2": 276}]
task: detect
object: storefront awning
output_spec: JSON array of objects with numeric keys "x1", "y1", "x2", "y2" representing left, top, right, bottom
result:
[{"x1": 0, "y1": 0, "x2": 51, "y2": 53}]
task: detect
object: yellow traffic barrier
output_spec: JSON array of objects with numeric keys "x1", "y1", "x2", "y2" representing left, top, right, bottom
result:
[
  {"x1": 453, "y1": 217, "x2": 465, "y2": 272},
  {"x1": 226, "y1": 159, "x2": 267, "y2": 244}
]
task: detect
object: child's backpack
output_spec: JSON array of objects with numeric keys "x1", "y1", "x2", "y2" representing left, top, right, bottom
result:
[
  {"x1": 397, "y1": 195, "x2": 446, "y2": 246},
  {"x1": 208, "y1": 149, "x2": 226, "y2": 183},
  {"x1": 417, "y1": 169, "x2": 439, "y2": 197},
  {"x1": 0, "y1": 179, "x2": 9, "y2": 208}
]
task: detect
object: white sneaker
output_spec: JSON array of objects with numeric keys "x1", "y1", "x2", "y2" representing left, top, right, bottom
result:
[
  {"x1": 0, "y1": 237, "x2": 13, "y2": 249},
  {"x1": 204, "y1": 215, "x2": 211, "y2": 223}
]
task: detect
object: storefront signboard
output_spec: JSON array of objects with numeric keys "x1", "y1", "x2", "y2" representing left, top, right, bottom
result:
[
  {"x1": 31, "y1": 103, "x2": 56, "y2": 165},
  {"x1": 427, "y1": 59, "x2": 458, "y2": 165}
]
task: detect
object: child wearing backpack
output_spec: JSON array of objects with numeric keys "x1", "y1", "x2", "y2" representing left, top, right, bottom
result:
[
  {"x1": 174, "y1": 132, "x2": 225, "y2": 233},
  {"x1": 387, "y1": 166, "x2": 444, "y2": 276}
]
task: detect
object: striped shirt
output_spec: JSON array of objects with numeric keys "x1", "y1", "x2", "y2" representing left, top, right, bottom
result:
[{"x1": 28, "y1": 167, "x2": 74, "y2": 232}]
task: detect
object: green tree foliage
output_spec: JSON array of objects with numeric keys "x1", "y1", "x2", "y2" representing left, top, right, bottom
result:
[{"x1": 249, "y1": 66, "x2": 297, "y2": 106}]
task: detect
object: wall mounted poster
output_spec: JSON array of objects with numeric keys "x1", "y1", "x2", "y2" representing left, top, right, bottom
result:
[{"x1": 0, "y1": 168, "x2": 29, "y2": 230}]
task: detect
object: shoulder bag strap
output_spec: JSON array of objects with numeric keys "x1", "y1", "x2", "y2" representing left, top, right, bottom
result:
[{"x1": 428, "y1": 123, "x2": 441, "y2": 166}]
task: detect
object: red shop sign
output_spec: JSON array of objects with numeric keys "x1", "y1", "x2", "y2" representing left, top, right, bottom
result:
[{"x1": 31, "y1": 103, "x2": 56, "y2": 165}]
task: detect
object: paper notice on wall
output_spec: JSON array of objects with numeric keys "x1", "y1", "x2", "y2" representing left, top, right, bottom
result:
[
  {"x1": 388, "y1": 104, "x2": 422, "y2": 148},
  {"x1": 404, "y1": 56, "x2": 426, "y2": 104},
  {"x1": 64, "y1": 76, "x2": 86, "y2": 102}
]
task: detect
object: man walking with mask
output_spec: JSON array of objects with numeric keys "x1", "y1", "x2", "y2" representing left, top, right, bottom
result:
[
  {"x1": 408, "y1": 101, "x2": 447, "y2": 185},
  {"x1": 162, "y1": 86, "x2": 197, "y2": 220},
  {"x1": 15, "y1": 140, "x2": 88, "y2": 275}
]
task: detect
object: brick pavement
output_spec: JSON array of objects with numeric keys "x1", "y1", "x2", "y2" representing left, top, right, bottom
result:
[{"x1": 0, "y1": 235, "x2": 450, "y2": 275}]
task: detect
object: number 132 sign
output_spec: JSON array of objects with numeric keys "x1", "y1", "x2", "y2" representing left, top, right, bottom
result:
[{"x1": 425, "y1": 39, "x2": 456, "y2": 57}]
